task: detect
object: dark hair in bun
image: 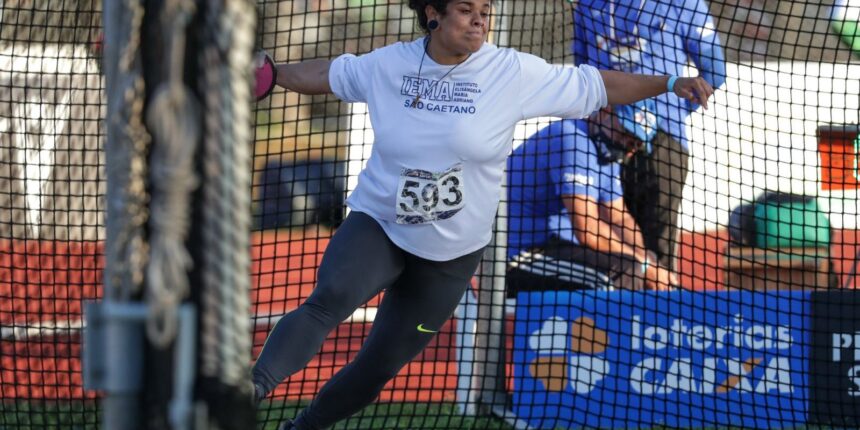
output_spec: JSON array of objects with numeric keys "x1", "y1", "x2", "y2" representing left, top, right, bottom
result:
[{"x1": 407, "y1": 0, "x2": 452, "y2": 33}]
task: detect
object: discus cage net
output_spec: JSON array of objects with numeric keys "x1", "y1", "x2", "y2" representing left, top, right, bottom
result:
[{"x1": 1, "y1": 0, "x2": 859, "y2": 429}]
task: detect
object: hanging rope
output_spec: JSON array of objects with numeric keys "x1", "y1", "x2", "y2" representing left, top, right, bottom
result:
[
  {"x1": 143, "y1": 0, "x2": 201, "y2": 348},
  {"x1": 105, "y1": 0, "x2": 150, "y2": 302}
]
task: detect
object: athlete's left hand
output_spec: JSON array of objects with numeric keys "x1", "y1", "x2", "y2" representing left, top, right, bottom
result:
[
  {"x1": 254, "y1": 50, "x2": 277, "y2": 101},
  {"x1": 672, "y1": 76, "x2": 714, "y2": 110}
]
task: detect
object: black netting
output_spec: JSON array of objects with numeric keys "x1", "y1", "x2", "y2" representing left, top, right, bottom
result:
[
  {"x1": 2, "y1": 0, "x2": 860, "y2": 429},
  {"x1": 0, "y1": 0, "x2": 103, "y2": 428}
]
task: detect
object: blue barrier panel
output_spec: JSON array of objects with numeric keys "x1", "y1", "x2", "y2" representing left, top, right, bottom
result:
[{"x1": 512, "y1": 290, "x2": 809, "y2": 429}]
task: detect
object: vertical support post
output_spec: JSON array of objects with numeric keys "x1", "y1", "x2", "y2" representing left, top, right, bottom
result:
[
  {"x1": 454, "y1": 289, "x2": 478, "y2": 414},
  {"x1": 471, "y1": 205, "x2": 510, "y2": 412},
  {"x1": 465, "y1": 0, "x2": 515, "y2": 418},
  {"x1": 101, "y1": 0, "x2": 151, "y2": 427}
]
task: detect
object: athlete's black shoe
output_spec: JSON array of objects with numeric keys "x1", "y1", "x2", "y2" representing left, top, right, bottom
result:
[
  {"x1": 277, "y1": 419, "x2": 295, "y2": 430},
  {"x1": 253, "y1": 382, "x2": 266, "y2": 406}
]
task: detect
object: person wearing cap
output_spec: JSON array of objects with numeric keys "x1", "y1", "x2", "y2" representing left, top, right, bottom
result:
[{"x1": 507, "y1": 118, "x2": 677, "y2": 293}]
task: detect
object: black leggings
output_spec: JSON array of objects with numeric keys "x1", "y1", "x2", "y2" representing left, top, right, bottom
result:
[{"x1": 252, "y1": 212, "x2": 483, "y2": 429}]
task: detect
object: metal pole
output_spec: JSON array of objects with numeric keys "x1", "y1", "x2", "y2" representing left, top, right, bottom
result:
[
  {"x1": 101, "y1": 0, "x2": 148, "y2": 427},
  {"x1": 470, "y1": 7, "x2": 538, "y2": 429},
  {"x1": 471, "y1": 0, "x2": 517, "y2": 417},
  {"x1": 454, "y1": 289, "x2": 478, "y2": 415}
]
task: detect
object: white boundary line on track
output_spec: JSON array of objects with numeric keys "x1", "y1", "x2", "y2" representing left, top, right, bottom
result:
[{"x1": 0, "y1": 307, "x2": 381, "y2": 341}]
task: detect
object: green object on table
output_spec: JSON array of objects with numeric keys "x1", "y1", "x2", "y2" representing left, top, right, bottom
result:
[
  {"x1": 753, "y1": 195, "x2": 831, "y2": 248},
  {"x1": 854, "y1": 134, "x2": 860, "y2": 181},
  {"x1": 832, "y1": 0, "x2": 860, "y2": 55},
  {"x1": 833, "y1": 19, "x2": 860, "y2": 53}
]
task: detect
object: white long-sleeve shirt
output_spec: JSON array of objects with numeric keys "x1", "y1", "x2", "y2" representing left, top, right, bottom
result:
[{"x1": 329, "y1": 37, "x2": 607, "y2": 261}]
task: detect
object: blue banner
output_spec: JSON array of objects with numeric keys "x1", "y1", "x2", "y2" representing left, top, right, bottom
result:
[{"x1": 512, "y1": 290, "x2": 809, "y2": 429}]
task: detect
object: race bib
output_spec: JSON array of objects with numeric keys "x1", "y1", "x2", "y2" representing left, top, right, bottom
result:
[{"x1": 395, "y1": 164, "x2": 465, "y2": 224}]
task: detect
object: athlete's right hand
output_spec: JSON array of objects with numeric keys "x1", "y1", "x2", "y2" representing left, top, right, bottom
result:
[
  {"x1": 644, "y1": 263, "x2": 677, "y2": 291},
  {"x1": 254, "y1": 50, "x2": 277, "y2": 101}
]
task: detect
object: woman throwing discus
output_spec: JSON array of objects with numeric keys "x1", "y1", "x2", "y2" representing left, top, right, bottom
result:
[{"x1": 252, "y1": 1, "x2": 714, "y2": 428}]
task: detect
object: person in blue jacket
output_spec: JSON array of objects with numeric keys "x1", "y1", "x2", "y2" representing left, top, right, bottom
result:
[
  {"x1": 507, "y1": 119, "x2": 676, "y2": 293},
  {"x1": 573, "y1": 0, "x2": 727, "y2": 271}
]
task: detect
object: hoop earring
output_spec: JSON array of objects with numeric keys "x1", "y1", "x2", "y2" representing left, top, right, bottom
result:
[{"x1": 428, "y1": 19, "x2": 439, "y2": 30}]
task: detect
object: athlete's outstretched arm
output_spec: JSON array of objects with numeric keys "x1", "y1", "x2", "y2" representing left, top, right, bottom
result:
[
  {"x1": 599, "y1": 70, "x2": 714, "y2": 109},
  {"x1": 275, "y1": 59, "x2": 333, "y2": 95}
]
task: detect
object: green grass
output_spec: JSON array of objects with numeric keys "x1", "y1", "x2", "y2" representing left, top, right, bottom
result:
[
  {"x1": 0, "y1": 401, "x2": 100, "y2": 430},
  {"x1": 0, "y1": 400, "x2": 515, "y2": 429},
  {"x1": 3, "y1": 400, "x2": 834, "y2": 430},
  {"x1": 257, "y1": 400, "x2": 516, "y2": 430}
]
